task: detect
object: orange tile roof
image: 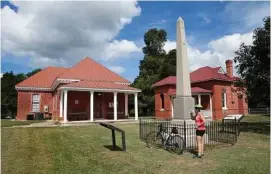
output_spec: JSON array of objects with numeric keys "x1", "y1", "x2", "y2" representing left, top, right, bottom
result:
[
  {"x1": 15, "y1": 57, "x2": 138, "y2": 91},
  {"x1": 152, "y1": 66, "x2": 237, "y2": 87},
  {"x1": 16, "y1": 67, "x2": 67, "y2": 88},
  {"x1": 61, "y1": 81, "x2": 140, "y2": 91},
  {"x1": 59, "y1": 57, "x2": 130, "y2": 83}
]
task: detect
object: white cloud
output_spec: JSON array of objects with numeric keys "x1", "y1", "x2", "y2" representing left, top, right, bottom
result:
[
  {"x1": 164, "y1": 32, "x2": 254, "y2": 75},
  {"x1": 108, "y1": 65, "x2": 125, "y2": 74},
  {"x1": 164, "y1": 40, "x2": 176, "y2": 53},
  {"x1": 1, "y1": 1, "x2": 141, "y2": 68},
  {"x1": 0, "y1": 73, "x2": 3, "y2": 78},
  {"x1": 148, "y1": 19, "x2": 167, "y2": 26},
  {"x1": 103, "y1": 40, "x2": 141, "y2": 61},
  {"x1": 224, "y1": 2, "x2": 269, "y2": 31}
]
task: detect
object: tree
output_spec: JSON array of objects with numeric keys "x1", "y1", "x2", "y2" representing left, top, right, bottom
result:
[
  {"x1": 234, "y1": 16, "x2": 270, "y2": 107},
  {"x1": 26, "y1": 68, "x2": 41, "y2": 78},
  {"x1": 160, "y1": 49, "x2": 176, "y2": 79},
  {"x1": 132, "y1": 29, "x2": 168, "y2": 116},
  {"x1": 1, "y1": 69, "x2": 41, "y2": 119}
]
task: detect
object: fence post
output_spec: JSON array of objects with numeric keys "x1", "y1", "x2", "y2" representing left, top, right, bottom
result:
[
  {"x1": 139, "y1": 118, "x2": 141, "y2": 140},
  {"x1": 184, "y1": 120, "x2": 186, "y2": 150},
  {"x1": 234, "y1": 117, "x2": 237, "y2": 143},
  {"x1": 266, "y1": 108, "x2": 269, "y2": 114},
  {"x1": 248, "y1": 108, "x2": 251, "y2": 114}
]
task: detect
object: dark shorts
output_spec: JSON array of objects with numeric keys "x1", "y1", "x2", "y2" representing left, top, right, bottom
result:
[{"x1": 196, "y1": 130, "x2": 205, "y2": 136}]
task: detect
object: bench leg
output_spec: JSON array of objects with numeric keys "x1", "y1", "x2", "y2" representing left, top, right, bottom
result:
[{"x1": 112, "y1": 130, "x2": 116, "y2": 149}]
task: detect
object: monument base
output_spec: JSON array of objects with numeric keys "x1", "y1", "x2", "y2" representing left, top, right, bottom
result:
[
  {"x1": 173, "y1": 96, "x2": 195, "y2": 120},
  {"x1": 168, "y1": 120, "x2": 210, "y2": 148}
]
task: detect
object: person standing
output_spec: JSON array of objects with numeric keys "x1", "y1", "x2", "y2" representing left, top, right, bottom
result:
[{"x1": 192, "y1": 104, "x2": 206, "y2": 158}]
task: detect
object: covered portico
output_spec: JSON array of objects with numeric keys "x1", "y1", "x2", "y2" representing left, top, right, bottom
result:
[
  {"x1": 169, "y1": 87, "x2": 213, "y2": 119},
  {"x1": 57, "y1": 81, "x2": 141, "y2": 123}
]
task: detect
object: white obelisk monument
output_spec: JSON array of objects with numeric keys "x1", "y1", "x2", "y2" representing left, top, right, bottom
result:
[{"x1": 173, "y1": 17, "x2": 195, "y2": 121}]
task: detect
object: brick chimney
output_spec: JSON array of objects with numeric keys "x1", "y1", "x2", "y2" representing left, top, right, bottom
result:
[{"x1": 225, "y1": 59, "x2": 233, "y2": 78}]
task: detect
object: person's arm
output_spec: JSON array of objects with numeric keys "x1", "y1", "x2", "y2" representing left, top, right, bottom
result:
[{"x1": 196, "y1": 113, "x2": 206, "y2": 127}]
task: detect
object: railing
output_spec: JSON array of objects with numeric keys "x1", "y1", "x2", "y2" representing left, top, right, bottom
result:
[
  {"x1": 100, "y1": 123, "x2": 126, "y2": 151},
  {"x1": 139, "y1": 118, "x2": 239, "y2": 152}
]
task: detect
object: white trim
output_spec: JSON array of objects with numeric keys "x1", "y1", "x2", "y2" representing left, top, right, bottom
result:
[
  {"x1": 222, "y1": 90, "x2": 227, "y2": 110},
  {"x1": 198, "y1": 94, "x2": 201, "y2": 105},
  {"x1": 58, "y1": 86, "x2": 141, "y2": 93},
  {"x1": 171, "y1": 97, "x2": 174, "y2": 118},
  {"x1": 114, "y1": 82, "x2": 131, "y2": 85},
  {"x1": 60, "y1": 91, "x2": 63, "y2": 118},
  {"x1": 31, "y1": 94, "x2": 40, "y2": 112},
  {"x1": 63, "y1": 90, "x2": 68, "y2": 123},
  {"x1": 57, "y1": 78, "x2": 80, "y2": 82},
  {"x1": 134, "y1": 93, "x2": 138, "y2": 120},
  {"x1": 114, "y1": 92, "x2": 117, "y2": 121},
  {"x1": 51, "y1": 78, "x2": 81, "y2": 90},
  {"x1": 90, "y1": 91, "x2": 94, "y2": 122},
  {"x1": 16, "y1": 87, "x2": 51, "y2": 91}
]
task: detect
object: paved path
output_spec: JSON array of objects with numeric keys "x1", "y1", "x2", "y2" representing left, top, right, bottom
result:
[{"x1": 5, "y1": 120, "x2": 139, "y2": 128}]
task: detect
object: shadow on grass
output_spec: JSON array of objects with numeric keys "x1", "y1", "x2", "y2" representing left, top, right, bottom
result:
[
  {"x1": 239, "y1": 122, "x2": 270, "y2": 135},
  {"x1": 104, "y1": 145, "x2": 124, "y2": 151}
]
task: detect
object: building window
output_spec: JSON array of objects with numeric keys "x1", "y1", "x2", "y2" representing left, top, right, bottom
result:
[
  {"x1": 221, "y1": 89, "x2": 227, "y2": 109},
  {"x1": 32, "y1": 94, "x2": 40, "y2": 112},
  {"x1": 160, "y1": 94, "x2": 164, "y2": 109}
]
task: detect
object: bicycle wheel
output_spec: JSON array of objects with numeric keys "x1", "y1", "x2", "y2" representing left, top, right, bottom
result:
[
  {"x1": 166, "y1": 134, "x2": 184, "y2": 155},
  {"x1": 146, "y1": 131, "x2": 163, "y2": 148}
]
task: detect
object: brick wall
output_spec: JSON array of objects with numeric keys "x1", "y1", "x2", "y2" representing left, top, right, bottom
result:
[
  {"x1": 17, "y1": 91, "x2": 53, "y2": 120},
  {"x1": 153, "y1": 80, "x2": 248, "y2": 120},
  {"x1": 154, "y1": 85, "x2": 173, "y2": 119}
]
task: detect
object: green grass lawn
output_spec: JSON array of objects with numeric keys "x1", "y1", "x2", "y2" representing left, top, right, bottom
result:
[
  {"x1": 1, "y1": 120, "x2": 270, "y2": 174},
  {"x1": 241, "y1": 114, "x2": 270, "y2": 122},
  {"x1": 1, "y1": 119, "x2": 46, "y2": 127}
]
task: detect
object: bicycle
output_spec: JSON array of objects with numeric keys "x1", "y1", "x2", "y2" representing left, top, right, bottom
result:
[{"x1": 145, "y1": 123, "x2": 185, "y2": 155}]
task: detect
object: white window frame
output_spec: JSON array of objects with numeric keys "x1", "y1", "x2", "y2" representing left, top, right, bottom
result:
[
  {"x1": 32, "y1": 94, "x2": 40, "y2": 112},
  {"x1": 222, "y1": 90, "x2": 227, "y2": 110}
]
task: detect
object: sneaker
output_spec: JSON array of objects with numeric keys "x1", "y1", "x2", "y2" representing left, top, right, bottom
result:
[{"x1": 193, "y1": 154, "x2": 202, "y2": 159}]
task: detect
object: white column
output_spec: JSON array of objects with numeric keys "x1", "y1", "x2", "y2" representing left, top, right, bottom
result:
[
  {"x1": 63, "y1": 90, "x2": 68, "y2": 123},
  {"x1": 125, "y1": 93, "x2": 128, "y2": 116},
  {"x1": 134, "y1": 93, "x2": 138, "y2": 120},
  {"x1": 90, "y1": 91, "x2": 94, "y2": 122},
  {"x1": 171, "y1": 97, "x2": 174, "y2": 118},
  {"x1": 59, "y1": 91, "x2": 63, "y2": 117},
  {"x1": 114, "y1": 92, "x2": 117, "y2": 121},
  {"x1": 198, "y1": 94, "x2": 201, "y2": 105},
  {"x1": 209, "y1": 94, "x2": 213, "y2": 119}
]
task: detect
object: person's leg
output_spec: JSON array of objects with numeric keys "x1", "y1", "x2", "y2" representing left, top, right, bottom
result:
[
  {"x1": 201, "y1": 134, "x2": 204, "y2": 156},
  {"x1": 194, "y1": 135, "x2": 202, "y2": 158},
  {"x1": 198, "y1": 136, "x2": 203, "y2": 155},
  {"x1": 197, "y1": 136, "x2": 201, "y2": 155}
]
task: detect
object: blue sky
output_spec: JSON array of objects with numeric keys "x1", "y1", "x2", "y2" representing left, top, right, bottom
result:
[{"x1": 1, "y1": 1, "x2": 270, "y2": 81}]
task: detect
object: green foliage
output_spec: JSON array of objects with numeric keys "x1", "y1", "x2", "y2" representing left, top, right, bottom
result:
[
  {"x1": 132, "y1": 29, "x2": 176, "y2": 116},
  {"x1": 1, "y1": 69, "x2": 42, "y2": 119},
  {"x1": 26, "y1": 68, "x2": 42, "y2": 78},
  {"x1": 234, "y1": 16, "x2": 270, "y2": 107}
]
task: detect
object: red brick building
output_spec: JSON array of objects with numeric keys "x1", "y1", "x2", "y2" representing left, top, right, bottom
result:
[
  {"x1": 15, "y1": 57, "x2": 141, "y2": 122},
  {"x1": 152, "y1": 60, "x2": 248, "y2": 120}
]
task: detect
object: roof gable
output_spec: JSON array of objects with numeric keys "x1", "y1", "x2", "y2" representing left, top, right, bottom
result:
[
  {"x1": 58, "y1": 57, "x2": 130, "y2": 83},
  {"x1": 152, "y1": 66, "x2": 237, "y2": 87}
]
